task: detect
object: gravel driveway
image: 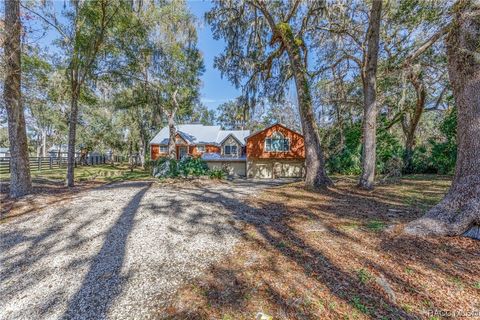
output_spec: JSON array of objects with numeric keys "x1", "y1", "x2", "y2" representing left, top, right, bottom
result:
[{"x1": 0, "y1": 179, "x2": 288, "y2": 320}]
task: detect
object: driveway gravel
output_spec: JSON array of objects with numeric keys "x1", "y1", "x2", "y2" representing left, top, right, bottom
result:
[{"x1": 0, "y1": 179, "x2": 287, "y2": 320}]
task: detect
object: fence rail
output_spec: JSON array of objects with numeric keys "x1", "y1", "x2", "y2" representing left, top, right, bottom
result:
[{"x1": 0, "y1": 154, "x2": 130, "y2": 174}]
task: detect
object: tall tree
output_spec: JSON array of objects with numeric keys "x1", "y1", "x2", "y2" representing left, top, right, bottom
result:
[
  {"x1": 147, "y1": 0, "x2": 203, "y2": 159},
  {"x1": 358, "y1": 0, "x2": 382, "y2": 189},
  {"x1": 188, "y1": 104, "x2": 216, "y2": 125},
  {"x1": 405, "y1": 0, "x2": 480, "y2": 239},
  {"x1": 3, "y1": 0, "x2": 32, "y2": 198},
  {"x1": 216, "y1": 97, "x2": 250, "y2": 130},
  {"x1": 24, "y1": 0, "x2": 123, "y2": 186},
  {"x1": 262, "y1": 99, "x2": 301, "y2": 132},
  {"x1": 207, "y1": 0, "x2": 332, "y2": 189},
  {"x1": 64, "y1": 1, "x2": 120, "y2": 187}
]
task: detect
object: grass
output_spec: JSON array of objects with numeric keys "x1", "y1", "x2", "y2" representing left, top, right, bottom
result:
[
  {"x1": 404, "y1": 267, "x2": 415, "y2": 275},
  {"x1": 351, "y1": 296, "x2": 371, "y2": 315},
  {"x1": 1, "y1": 164, "x2": 151, "y2": 222},
  {"x1": 161, "y1": 175, "x2": 480, "y2": 319},
  {"x1": 0, "y1": 164, "x2": 150, "y2": 183},
  {"x1": 356, "y1": 268, "x2": 373, "y2": 284},
  {"x1": 365, "y1": 219, "x2": 385, "y2": 232}
]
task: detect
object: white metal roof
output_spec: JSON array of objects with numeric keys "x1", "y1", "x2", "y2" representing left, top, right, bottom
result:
[
  {"x1": 215, "y1": 130, "x2": 250, "y2": 145},
  {"x1": 149, "y1": 124, "x2": 250, "y2": 146}
]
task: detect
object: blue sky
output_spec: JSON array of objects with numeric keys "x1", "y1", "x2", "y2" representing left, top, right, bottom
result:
[
  {"x1": 22, "y1": 1, "x2": 240, "y2": 112},
  {"x1": 187, "y1": 1, "x2": 241, "y2": 111}
]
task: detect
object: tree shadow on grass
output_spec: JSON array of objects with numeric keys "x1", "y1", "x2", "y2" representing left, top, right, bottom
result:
[{"x1": 159, "y1": 184, "x2": 421, "y2": 319}]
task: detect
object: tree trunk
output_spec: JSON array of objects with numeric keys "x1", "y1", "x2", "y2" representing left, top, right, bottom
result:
[
  {"x1": 403, "y1": 137, "x2": 414, "y2": 173},
  {"x1": 359, "y1": 0, "x2": 382, "y2": 189},
  {"x1": 4, "y1": 0, "x2": 32, "y2": 198},
  {"x1": 136, "y1": 108, "x2": 147, "y2": 168},
  {"x1": 36, "y1": 135, "x2": 42, "y2": 158},
  {"x1": 294, "y1": 72, "x2": 332, "y2": 189},
  {"x1": 278, "y1": 27, "x2": 332, "y2": 189},
  {"x1": 42, "y1": 129, "x2": 47, "y2": 157},
  {"x1": 66, "y1": 85, "x2": 80, "y2": 187},
  {"x1": 139, "y1": 136, "x2": 146, "y2": 169},
  {"x1": 402, "y1": 70, "x2": 426, "y2": 173},
  {"x1": 167, "y1": 111, "x2": 177, "y2": 160},
  {"x1": 405, "y1": 1, "x2": 480, "y2": 239}
]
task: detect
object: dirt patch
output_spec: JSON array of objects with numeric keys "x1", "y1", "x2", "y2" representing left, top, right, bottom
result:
[
  {"x1": 0, "y1": 179, "x2": 104, "y2": 222},
  {"x1": 160, "y1": 176, "x2": 480, "y2": 319},
  {"x1": 0, "y1": 176, "x2": 235, "y2": 223},
  {"x1": 0, "y1": 179, "x2": 285, "y2": 319}
]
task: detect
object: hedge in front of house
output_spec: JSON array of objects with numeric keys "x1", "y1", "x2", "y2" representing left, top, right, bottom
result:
[{"x1": 152, "y1": 156, "x2": 211, "y2": 178}]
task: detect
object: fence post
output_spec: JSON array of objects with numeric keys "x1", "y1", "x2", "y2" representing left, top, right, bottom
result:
[
  {"x1": 49, "y1": 157, "x2": 52, "y2": 169},
  {"x1": 37, "y1": 157, "x2": 40, "y2": 171},
  {"x1": 59, "y1": 156, "x2": 62, "y2": 168}
]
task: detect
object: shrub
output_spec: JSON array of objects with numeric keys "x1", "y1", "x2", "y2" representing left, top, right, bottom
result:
[
  {"x1": 382, "y1": 155, "x2": 403, "y2": 177},
  {"x1": 376, "y1": 128, "x2": 403, "y2": 175},
  {"x1": 178, "y1": 156, "x2": 209, "y2": 177},
  {"x1": 152, "y1": 157, "x2": 179, "y2": 178},
  {"x1": 327, "y1": 149, "x2": 362, "y2": 175},
  {"x1": 427, "y1": 107, "x2": 457, "y2": 174},
  {"x1": 152, "y1": 156, "x2": 210, "y2": 178},
  {"x1": 209, "y1": 168, "x2": 226, "y2": 179},
  {"x1": 326, "y1": 124, "x2": 362, "y2": 175},
  {"x1": 411, "y1": 146, "x2": 432, "y2": 174},
  {"x1": 326, "y1": 121, "x2": 403, "y2": 176}
]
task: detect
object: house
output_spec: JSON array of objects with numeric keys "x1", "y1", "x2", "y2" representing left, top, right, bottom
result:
[
  {"x1": 245, "y1": 123, "x2": 305, "y2": 178},
  {"x1": 149, "y1": 123, "x2": 305, "y2": 178},
  {"x1": 48, "y1": 145, "x2": 68, "y2": 158}
]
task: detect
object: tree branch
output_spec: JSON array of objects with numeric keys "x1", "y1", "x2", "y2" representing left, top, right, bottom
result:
[{"x1": 402, "y1": 24, "x2": 450, "y2": 68}]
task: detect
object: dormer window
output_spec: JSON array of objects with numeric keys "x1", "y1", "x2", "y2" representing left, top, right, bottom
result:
[
  {"x1": 265, "y1": 132, "x2": 289, "y2": 152},
  {"x1": 197, "y1": 145, "x2": 205, "y2": 152},
  {"x1": 224, "y1": 145, "x2": 237, "y2": 155}
]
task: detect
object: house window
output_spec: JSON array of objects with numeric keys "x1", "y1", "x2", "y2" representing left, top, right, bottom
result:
[
  {"x1": 224, "y1": 145, "x2": 237, "y2": 155},
  {"x1": 159, "y1": 145, "x2": 168, "y2": 153},
  {"x1": 196, "y1": 145, "x2": 205, "y2": 152},
  {"x1": 265, "y1": 132, "x2": 289, "y2": 152}
]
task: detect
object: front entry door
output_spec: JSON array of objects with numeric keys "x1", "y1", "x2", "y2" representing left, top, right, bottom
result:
[{"x1": 179, "y1": 146, "x2": 188, "y2": 159}]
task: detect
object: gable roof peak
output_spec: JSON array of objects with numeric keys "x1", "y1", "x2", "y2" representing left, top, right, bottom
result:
[{"x1": 245, "y1": 122, "x2": 303, "y2": 140}]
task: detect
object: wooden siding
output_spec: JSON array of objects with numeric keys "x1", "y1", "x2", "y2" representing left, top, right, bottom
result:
[
  {"x1": 151, "y1": 144, "x2": 220, "y2": 160},
  {"x1": 151, "y1": 145, "x2": 161, "y2": 160},
  {"x1": 190, "y1": 144, "x2": 221, "y2": 157},
  {"x1": 246, "y1": 124, "x2": 305, "y2": 159},
  {"x1": 175, "y1": 134, "x2": 188, "y2": 145}
]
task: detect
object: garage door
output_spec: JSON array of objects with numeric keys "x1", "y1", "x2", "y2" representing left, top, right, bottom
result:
[
  {"x1": 206, "y1": 161, "x2": 246, "y2": 177},
  {"x1": 247, "y1": 160, "x2": 305, "y2": 179}
]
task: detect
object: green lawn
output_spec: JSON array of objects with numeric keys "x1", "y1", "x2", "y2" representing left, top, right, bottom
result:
[{"x1": 0, "y1": 164, "x2": 151, "y2": 183}]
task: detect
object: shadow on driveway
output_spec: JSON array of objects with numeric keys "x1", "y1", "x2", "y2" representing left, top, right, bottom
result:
[{"x1": 62, "y1": 182, "x2": 152, "y2": 319}]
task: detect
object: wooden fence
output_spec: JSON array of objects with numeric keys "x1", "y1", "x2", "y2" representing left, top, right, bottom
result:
[{"x1": 0, "y1": 154, "x2": 129, "y2": 174}]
